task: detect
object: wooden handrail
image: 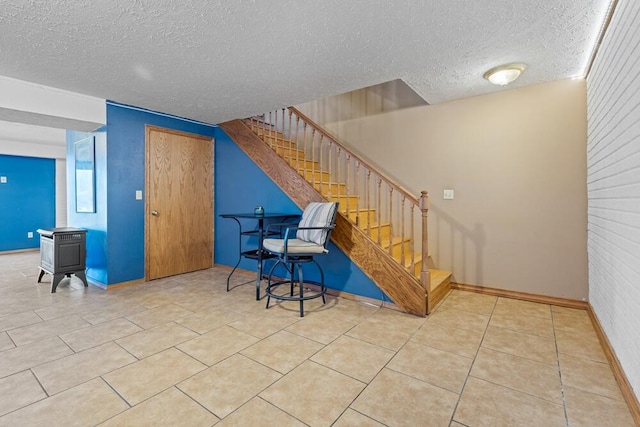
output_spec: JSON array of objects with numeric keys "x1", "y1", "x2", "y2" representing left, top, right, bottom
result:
[{"x1": 289, "y1": 106, "x2": 419, "y2": 206}]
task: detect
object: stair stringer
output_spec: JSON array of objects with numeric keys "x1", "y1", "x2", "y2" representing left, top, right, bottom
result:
[{"x1": 220, "y1": 119, "x2": 427, "y2": 316}]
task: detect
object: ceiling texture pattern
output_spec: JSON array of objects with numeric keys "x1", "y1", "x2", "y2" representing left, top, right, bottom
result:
[{"x1": 0, "y1": 0, "x2": 613, "y2": 125}]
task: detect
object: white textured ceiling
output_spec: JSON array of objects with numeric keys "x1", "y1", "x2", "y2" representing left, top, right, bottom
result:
[{"x1": 0, "y1": 0, "x2": 612, "y2": 125}]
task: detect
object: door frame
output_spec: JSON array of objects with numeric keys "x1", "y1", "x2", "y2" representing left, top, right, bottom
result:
[{"x1": 144, "y1": 125, "x2": 215, "y2": 280}]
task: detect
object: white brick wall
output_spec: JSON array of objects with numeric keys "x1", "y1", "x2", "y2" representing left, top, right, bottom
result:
[{"x1": 587, "y1": 0, "x2": 640, "y2": 399}]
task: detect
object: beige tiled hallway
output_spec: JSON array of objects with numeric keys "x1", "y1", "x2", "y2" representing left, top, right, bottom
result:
[{"x1": 0, "y1": 252, "x2": 635, "y2": 426}]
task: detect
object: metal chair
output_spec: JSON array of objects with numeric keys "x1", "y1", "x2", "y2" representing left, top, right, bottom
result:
[{"x1": 262, "y1": 202, "x2": 338, "y2": 317}]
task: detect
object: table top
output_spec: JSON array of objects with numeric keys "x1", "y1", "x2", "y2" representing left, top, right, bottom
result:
[{"x1": 220, "y1": 213, "x2": 299, "y2": 219}]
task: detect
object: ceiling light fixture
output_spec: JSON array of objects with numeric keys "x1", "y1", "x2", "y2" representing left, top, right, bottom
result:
[{"x1": 483, "y1": 63, "x2": 526, "y2": 86}]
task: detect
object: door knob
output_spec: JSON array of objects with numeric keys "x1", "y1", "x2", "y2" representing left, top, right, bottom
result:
[{"x1": 152, "y1": 210, "x2": 159, "y2": 216}]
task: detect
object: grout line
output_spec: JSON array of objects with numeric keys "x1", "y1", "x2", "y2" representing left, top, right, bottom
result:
[
  {"x1": 551, "y1": 309, "x2": 571, "y2": 427},
  {"x1": 447, "y1": 295, "x2": 497, "y2": 425}
]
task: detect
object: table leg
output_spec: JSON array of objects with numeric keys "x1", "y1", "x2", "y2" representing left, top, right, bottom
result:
[{"x1": 256, "y1": 218, "x2": 264, "y2": 300}]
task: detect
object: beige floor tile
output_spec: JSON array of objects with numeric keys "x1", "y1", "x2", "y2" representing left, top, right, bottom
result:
[
  {"x1": 261, "y1": 360, "x2": 365, "y2": 426},
  {"x1": 308, "y1": 297, "x2": 379, "y2": 324},
  {"x1": 454, "y1": 377, "x2": 566, "y2": 427},
  {"x1": 411, "y1": 321, "x2": 483, "y2": 358},
  {"x1": 559, "y1": 354, "x2": 624, "y2": 400},
  {"x1": 125, "y1": 303, "x2": 194, "y2": 329},
  {"x1": 555, "y1": 328, "x2": 607, "y2": 362},
  {"x1": 115, "y1": 322, "x2": 198, "y2": 359},
  {"x1": 0, "y1": 332, "x2": 14, "y2": 351},
  {"x1": 345, "y1": 311, "x2": 420, "y2": 351},
  {"x1": 98, "y1": 386, "x2": 219, "y2": 427},
  {"x1": 388, "y1": 341, "x2": 472, "y2": 393},
  {"x1": 428, "y1": 306, "x2": 490, "y2": 334},
  {"x1": 0, "y1": 336, "x2": 73, "y2": 378},
  {"x1": 564, "y1": 386, "x2": 635, "y2": 426},
  {"x1": 481, "y1": 325, "x2": 557, "y2": 365},
  {"x1": 241, "y1": 330, "x2": 323, "y2": 374},
  {"x1": 0, "y1": 378, "x2": 128, "y2": 426},
  {"x1": 177, "y1": 325, "x2": 259, "y2": 366},
  {"x1": 488, "y1": 308, "x2": 554, "y2": 338},
  {"x1": 311, "y1": 335, "x2": 395, "y2": 383},
  {"x1": 285, "y1": 313, "x2": 356, "y2": 344},
  {"x1": 176, "y1": 307, "x2": 245, "y2": 334},
  {"x1": 352, "y1": 368, "x2": 458, "y2": 427},
  {"x1": 32, "y1": 342, "x2": 137, "y2": 395},
  {"x1": 104, "y1": 347, "x2": 206, "y2": 405},
  {"x1": 80, "y1": 301, "x2": 148, "y2": 325},
  {"x1": 450, "y1": 422, "x2": 466, "y2": 427},
  {"x1": 470, "y1": 347, "x2": 562, "y2": 403},
  {"x1": 0, "y1": 371, "x2": 47, "y2": 416},
  {"x1": 438, "y1": 290, "x2": 497, "y2": 316},
  {"x1": 551, "y1": 305, "x2": 589, "y2": 318},
  {"x1": 333, "y1": 408, "x2": 385, "y2": 426},
  {"x1": 8, "y1": 314, "x2": 90, "y2": 346},
  {"x1": 216, "y1": 397, "x2": 304, "y2": 427},
  {"x1": 494, "y1": 297, "x2": 552, "y2": 319},
  {"x1": 60, "y1": 317, "x2": 142, "y2": 352},
  {"x1": 179, "y1": 354, "x2": 282, "y2": 419},
  {"x1": 0, "y1": 310, "x2": 42, "y2": 332},
  {"x1": 228, "y1": 313, "x2": 300, "y2": 339},
  {"x1": 553, "y1": 310, "x2": 596, "y2": 335}
]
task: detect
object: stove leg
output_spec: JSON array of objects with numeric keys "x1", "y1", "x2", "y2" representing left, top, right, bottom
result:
[
  {"x1": 37, "y1": 268, "x2": 45, "y2": 283},
  {"x1": 75, "y1": 271, "x2": 88, "y2": 287},
  {"x1": 51, "y1": 274, "x2": 64, "y2": 293}
]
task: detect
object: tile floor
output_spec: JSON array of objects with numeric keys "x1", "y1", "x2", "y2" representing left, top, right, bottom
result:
[{"x1": 0, "y1": 251, "x2": 635, "y2": 426}]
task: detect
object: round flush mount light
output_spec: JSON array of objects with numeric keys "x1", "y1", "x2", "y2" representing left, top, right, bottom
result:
[{"x1": 483, "y1": 63, "x2": 526, "y2": 86}]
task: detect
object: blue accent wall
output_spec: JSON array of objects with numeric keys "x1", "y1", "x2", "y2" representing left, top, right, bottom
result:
[
  {"x1": 0, "y1": 155, "x2": 55, "y2": 251},
  {"x1": 65, "y1": 101, "x2": 385, "y2": 301},
  {"x1": 67, "y1": 130, "x2": 108, "y2": 285},
  {"x1": 214, "y1": 127, "x2": 387, "y2": 301},
  {"x1": 105, "y1": 102, "x2": 216, "y2": 285}
]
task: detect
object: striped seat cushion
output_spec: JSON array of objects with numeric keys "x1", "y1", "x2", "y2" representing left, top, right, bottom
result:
[
  {"x1": 296, "y1": 202, "x2": 338, "y2": 245},
  {"x1": 263, "y1": 238, "x2": 327, "y2": 254}
]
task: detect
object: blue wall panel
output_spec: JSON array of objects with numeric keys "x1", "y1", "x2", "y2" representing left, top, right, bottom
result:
[
  {"x1": 0, "y1": 155, "x2": 55, "y2": 251},
  {"x1": 67, "y1": 130, "x2": 108, "y2": 285},
  {"x1": 214, "y1": 127, "x2": 387, "y2": 301},
  {"x1": 104, "y1": 102, "x2": 217, "y2": 284}
]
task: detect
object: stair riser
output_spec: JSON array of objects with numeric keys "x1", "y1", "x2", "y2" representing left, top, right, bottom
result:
[
  {"x1": 388, "y1": 240, "x2": 412, "y2": 260},
  {"x1": 303, "y1": 170, "x2": 330, "y2": 182},
  {"x1": 367, "y1": 224, "x2": 391, "y2": 240},
  {"x1": 276, "y1": 147, "x2": 305, "y2": 159},
  {"x1": 263, "y1": 136, "x2": 298, "y2": 149},
  {"x1": 347, "y1": 210, "x2": 377, "y2": 227},
  {"x1": 285, "y1": 157, "x2": 318, "y2": 170},
  {"x1": 249, "y1": 127, "x2": 285, "y2": 139},
  {"x1": 327, "y1": 195, "x2": 359, "y2": 209},
  {"x1": 313, "y1": 183, "x2": 347, "y2": 195}
]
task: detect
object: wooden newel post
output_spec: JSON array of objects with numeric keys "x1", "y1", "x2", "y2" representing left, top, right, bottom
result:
[{"x1": 420, "y1": 191, "x2": 430, "y2": 299}]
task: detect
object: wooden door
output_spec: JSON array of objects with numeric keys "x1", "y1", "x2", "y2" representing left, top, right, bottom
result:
[{"x1": 146, "y1": 126, "x2": 213, "y2": 280}]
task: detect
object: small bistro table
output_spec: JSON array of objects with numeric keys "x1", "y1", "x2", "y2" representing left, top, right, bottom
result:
[{"x1": 220, "y1": 212, "x2": 299, "y2": 300}]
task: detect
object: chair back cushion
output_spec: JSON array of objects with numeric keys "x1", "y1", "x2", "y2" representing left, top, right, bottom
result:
[{"x1": 296, "y1": 202, "x2": 338, "y2": 245}]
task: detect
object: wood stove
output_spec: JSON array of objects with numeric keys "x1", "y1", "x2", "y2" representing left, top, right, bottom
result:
[{"x1": 37, "y1": 227, "x2": 88, "y2": 293}]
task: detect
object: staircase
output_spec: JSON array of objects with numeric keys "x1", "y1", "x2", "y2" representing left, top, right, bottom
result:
[{"x1": 219, "y1": 109, "x2": 451, "y2": 316}]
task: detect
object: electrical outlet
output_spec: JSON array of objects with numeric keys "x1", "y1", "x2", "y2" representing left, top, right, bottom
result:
[
  {"x1": 0, "y1": 176, "x2": 7, "y2": 184},
  {"x1": 443, "y1": 189, "x2": 454, "y2": 200},
  {"x1": 27, "y1": 231, "x2": 34, "y2": 238},
  {"x1": 135, "y1": 190, "x2": 143, "y2": 200}
]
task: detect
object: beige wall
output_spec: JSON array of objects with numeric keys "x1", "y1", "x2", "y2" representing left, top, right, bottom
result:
[{"x1": 298, "y1": 79, "x2": 588, "y2": 300}]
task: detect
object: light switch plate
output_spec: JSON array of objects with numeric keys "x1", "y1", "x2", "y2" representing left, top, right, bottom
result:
[
  {"x1": 135, "y1": 190, "x2": 143, "y2": 200},
  {"x1": 0, "y1": 176, "x2": 6, "y2": 184},
  {"x1": 443, "y1": 189, "x2": 454, "y2": 200},
  {"x1": 27, "y1": 231, "x2": 33, "y2": 238}
]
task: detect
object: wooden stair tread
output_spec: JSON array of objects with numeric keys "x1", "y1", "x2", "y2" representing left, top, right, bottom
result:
[{"x1": 429, "y1": 269, "x2": 452, "y2": 291}]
